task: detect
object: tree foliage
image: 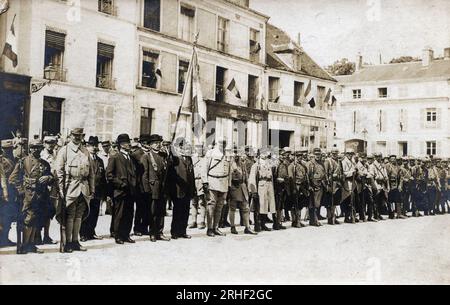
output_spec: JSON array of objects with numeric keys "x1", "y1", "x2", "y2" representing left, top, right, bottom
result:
[
  {"x1": 389, "y1": 56, "x2": 420, "y2": 64},
  {"x1": 325, "y1": 58, "x2": 356, "y2": 76}
]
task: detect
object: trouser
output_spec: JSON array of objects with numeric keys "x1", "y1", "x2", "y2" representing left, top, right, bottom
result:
[
  {"x1": 357, "y1": 190, "x2": 366, "y2": 220},
  {"x1": 229, "y1": 200, "x2": 251, "y2": 229},
  {"x1": 274, "y1": 187, "x2": 287, "y2": 227},
  {"x1": 206, "y1": 190, "x2": 227, "y2": 230},
  {"x1": 402, "y1": 189, "x2": 411, "y2": 215},
  {"x1": 113, "y1": 195, "x2": 134, "y2": 240},
  {"x1": 66, "y1": 196, "x2": 87, "y2": 243},
  {"x1": 0, "y1": 197, "x2": 16, "y2": 243},
  {"x1": 190, "y1": 194, "x2": 206, "y2": 225},
  {"x1": 375, "y1": 191, "x2": 387, "y2": 219},
  {"x1": 341, "y1": 193, "x2": 354, "y2": 222},
  {"x1": 171, "y1": 196, "x2": 191, "y2": 236},
  {"x1": 412, "y1": 188, "x2": 425, "y2": 215},
  {"x1": 134, "y1": 192, "x2": 149, "y2": 234},
  {"x1": 364, "y1": 188, "x2": 375, "y2": 220},
  {"x1": 80, "y1": 198, "x2": 101, "y2": 238},
  {"x1": 219, "y1": 202, "x2": 229, "y2": 227},
  {"x1": 149, "y1": 198, "x2": 166, "y2": 237},
  {"x1": 252, "y1": 196, "x2": 261, "y2": 231},
  {"x1": 425, "y1": 186, "x2": 438, "y2": 215}
]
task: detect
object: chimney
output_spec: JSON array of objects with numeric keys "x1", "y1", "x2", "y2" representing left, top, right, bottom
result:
[
  {"x1": 356, "y1": 53, "x2": 363, "y2": 71},
  {"x1": 422, "y1": 47, "x2": 434, "y2": 66},
  {"x1": 444, "y1": 48, "x2": 450, "y2": 60},
  {"x1": 297, "y1": 33, "x2": 301, "y2": 46}
]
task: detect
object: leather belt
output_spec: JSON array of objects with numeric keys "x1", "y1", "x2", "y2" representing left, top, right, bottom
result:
[{"x1": 208, "y1": 174, "x2": 228, "y2": 179}]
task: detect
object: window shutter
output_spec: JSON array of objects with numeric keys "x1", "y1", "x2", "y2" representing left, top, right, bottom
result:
[
  {"x1": 46, "y1": 30, "x2": 66, "y2": 50},
  {"x1": 436, "y1": 141, "x2": 442, "y2": 157},
  {"x1": 98, "y1": 42, "x2": 115, "y2": 58},
  {"x1": 420, "y1": 109, "x2": 426, "y2": 129},
  {"x1": 437, "y1": 108, "x2": 442, "y2": 129},
  {"x1": 160, "y1": 51, "x2": 177, "y2": 92}
]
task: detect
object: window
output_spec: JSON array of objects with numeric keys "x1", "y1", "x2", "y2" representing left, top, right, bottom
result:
[
  {"x1": 98, "y1": 0, "x2": 117, "y2": 16},
  {"x1": 268, "y1": 77, "x2": 280, "y2": 103},
  {"x1": 426, "y1": 108, "x2": 437, "y2": 123},
  {"x1": 96, "y1": 104, "x2": 114, "y2": 141},
  {"x1": 141, "y1": 50, "x2": 159, "y2": 89},
  {"x1": 300, "y1": 127, "x2": 309, "y2": 148},
  {"x1": 249, "y1": 28, "x2": 261, "y2": 63},
  {"x1": 215, "y1": 66, "x2": 227, "y2": 103},
  {"x1": 140, "y1": 107, "x2": 154, "y2": 135},
  {"x1": 426, "y1": 141, "x2": 436, "y2": 156},
  {"x1": 44, "y1": 30, "x2": 66, "y2": 82},
  {"x1": 294, "y1": 81, "x2": 304, "y2": 106},
  {"x1": 179, "y1": 4, "x2": 195, "y2": 42},
  {"x1": 352, "y1": 89, "x2": 361, "y2": 99},
  {"x1": 143, "y1": 0, "x2": 160, "y2": 31},
  {"x1": 42, "y1": 97, "x2": 63, "y2": 136},
  {"x1": 248, "y1": 75, "x2": 258, "y2": 108},
  {"x1": 217, "y1": 17, "x2": 229, "y2": 52},
  {"x1": 378, "y1": 87, "x2": 388, "y2": 98},
  {"x1": 178, "y1": 60, "x2": 190, "y2": 94},
  {"x1": 96, "y1": 42, "x2": 115, "y2": 90}
]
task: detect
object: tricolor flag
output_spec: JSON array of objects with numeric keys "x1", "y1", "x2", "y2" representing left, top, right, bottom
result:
[
  {"x1": 227, "y1": 78, "x2": 241, "y2": 99},
  {"x1": 304, "y1": 80, "x2": 317, "y2": 108},
  {"x1": 2, "y1": 14, "x2": 17, "y2": 68},
  {"x1": 308, "y1": 97, "x2": 316, "y2": 108},
  {"x1": 155, "y1": 55, "x2": 162, "y2": 88},
  {"x1": 303, "y1": 80, "x2": 312, "y2": 98},
  {"x1": 0, "y1": 0, "x2": 9, "y2": 15},
  {"x1": 324, "y1": 88, "x2": 332, "y2": 105},
  {"x1": 331, "y1": 96, "x2": 337, "y2": 106}
]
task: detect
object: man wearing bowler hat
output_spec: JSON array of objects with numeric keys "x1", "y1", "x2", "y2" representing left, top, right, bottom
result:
[
  {"x1": 106, "y1": 134, "x2": 137, "y2": 245},
  {"x1": 141, "y1": 134, "x2": 171, "y2": 242},
  {"x1": 56, "y1": 128, "x2": 95, "y2": 252}
]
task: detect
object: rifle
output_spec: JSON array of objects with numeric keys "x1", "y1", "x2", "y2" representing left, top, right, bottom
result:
[{"x1": 15, "y1": 156, "x2": 24, "y2": 254}]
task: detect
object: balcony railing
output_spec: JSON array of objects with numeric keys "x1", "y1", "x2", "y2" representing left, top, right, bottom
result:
[
  {"x1": 97, "y1": 74, "x2": 116, "y2": 90},
  {"x1": 99, "y1": 0, "x2": 118, "y2": 16},
  {"x1": 44, "y1": 65, "x2": 67, "y2": 82}
]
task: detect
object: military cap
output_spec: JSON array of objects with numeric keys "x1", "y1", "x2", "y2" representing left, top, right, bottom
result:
[
  {"x1": 367, "y1": 154, "x2": 375, "y2": 160},
  {"x1": 29, "y1": 139, "x2": 44, "y2": 148},
  {"x1": 117, "y1": 134, "x2": 131, "y2": 144},
  {"x1": 345, "y1": 148, "x2": 355, "y2": 154},
  {"x1": 43, "y1": 136, "x2": 57, "y2": 144},
  {"x1": 294, "y1": 150, "x2": 303, "y2": 156},
  {"x1": 331, "y1": 148, "x2": 339, "y2": 154},
  {"x1": 313, "y1": 148, "x2": 321, "y2": 155},
  {"x1": 71, "y1": 128, "x2": 85, "y2": 136},
  {"x1": 282, "y1": 147, "x2": 292, "y2": 155}
]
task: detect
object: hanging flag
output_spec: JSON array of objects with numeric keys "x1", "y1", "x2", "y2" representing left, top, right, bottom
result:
[
  {"x1": 257, "y1": 77, "x2": 267, "y2": 110},
  {"x1": 330, "y1": 96, "x2": 337, "y2": 106},
  {"x1": 0, "y1": 0, "x2": 9, "y2": 15},
  {"x1": 324, "y1": 88, "x2": 332, "y2": 105},
  {"x1": 2, "y1": 14, "x2": 17, "y2": 68},
  {"x1": 227, "y1": 78, "x2": 241, "y2": 99},
  {"x1": 303, "y1": 80, "x2": 312, "y2": 98},
  {"x1": 308, "y1": 97, "x2": 316, "y2": 108},
  {"x1": 155, "y1": 55, "x2": 162, "y2": 78}
]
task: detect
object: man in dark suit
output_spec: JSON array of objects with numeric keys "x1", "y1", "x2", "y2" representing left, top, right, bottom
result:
[
  {"x1": 106, "y1": 134, "x2": 137, "y2": 245},
  {"x1": 141, "y1": 134, "x2": 170, "y2": 242},
  {"x1": 169, "y1": 138, "x2": 196, "y2": 239},
  {"x1": 80, "y1": 136, "x2": 107, "y2": 241}
]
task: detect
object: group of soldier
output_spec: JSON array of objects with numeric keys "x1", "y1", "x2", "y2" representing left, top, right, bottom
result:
[{"x1": 0, "y1": 128, "x2": 449, "y2": 255}]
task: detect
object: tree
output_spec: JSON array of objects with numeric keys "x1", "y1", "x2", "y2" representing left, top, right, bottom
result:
[
  {"x1": 325, "y1": 58, "x2": 355, "y2": 76},
  {"x1": 389, "y1": 56, "x2": 420, "y2": 64}
]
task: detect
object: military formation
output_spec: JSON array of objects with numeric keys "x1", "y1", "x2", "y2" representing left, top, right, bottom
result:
[{"x1": 1, "y1": 128, "x2": 450, "y2": 255}]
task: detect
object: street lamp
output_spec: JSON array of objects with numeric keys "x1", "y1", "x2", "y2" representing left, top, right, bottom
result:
[
  {"x1": 362, "y1": 128, "x2": 368, "y2": 153},
  {"x1": 44, "y1": 63, "x2": 58, "y2": 83}
]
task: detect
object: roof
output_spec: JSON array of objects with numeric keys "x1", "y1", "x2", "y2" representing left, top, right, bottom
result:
[
  {"x1": 266, "y1": 23, "x2": 336, "y2": 82},
  {"x1": 337, "y1": 59, "x2": 450, "y2": 83}
]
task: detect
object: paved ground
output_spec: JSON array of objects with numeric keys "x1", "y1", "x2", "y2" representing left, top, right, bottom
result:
[{"x1": 1, "y1": 212, "x2": 450, "y2": 285}]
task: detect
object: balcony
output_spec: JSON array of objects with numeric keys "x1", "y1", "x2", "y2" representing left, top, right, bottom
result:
[
  {"x1": 43, "y1": 64, "x2": 67, "y2": 82},
  {"x1": 98, "y1": 0, "x2": 118, "y2": 16},
  {"x1": 96, "y1": 74, "x2": 116, "y2": 90}
]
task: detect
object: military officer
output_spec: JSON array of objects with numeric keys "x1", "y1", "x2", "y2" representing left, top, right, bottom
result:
[
  {"x1": 288, "y1": 150, "x2": 309, "y2": 228},
  {"x1": 273, "y1": 148, "x2": 290, "y2": 230},
  {"x1": 307, "y1": 148, "x2": 327, "y2": 227},
  {"x1": 9, "y1": 139, "x2": 54, "y2": 254},
  {"x1": 56, "y1": 128, "x2": 95, "y2": 253},
  {"x1": 80, "y1": 136, "x2": 107, "y2": 241},
  {"x1": 141, "y1": 134, "x2": 170, "y2": 242},
  {"x1": 190, "y1": 144, "x2": 207, "y2": 230},
  {"x1": 201, "y1": 138, "x2": 230, "y2": 237},
  {"x1": 249, "y1": 148, "x2": 276, "y2": 231}
]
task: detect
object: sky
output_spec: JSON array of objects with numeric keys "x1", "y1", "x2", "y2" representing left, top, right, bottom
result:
[{"x1": 250, "y1": 0, "x2": 450, "y2": 67}]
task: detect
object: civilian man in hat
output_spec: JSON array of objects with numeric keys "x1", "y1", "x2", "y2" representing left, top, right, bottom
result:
[
  {"x1": 80, "y1": 136, "x2": 107, "y2": 241},
  {"x1": 288, "y1": 150, "x2": 309, "y2": 228},
  {"x1": 106, "y1": 134, "x2": 137, "y2": 245},
  {"x1": 202, "y1": 138, "x2": 230, "y2": 237},
  {"x1": 131, "y1": 135, "x2": 150, "y2": 236},
  {"x1": 142, "y1": 134, "x2": 170, "y2": 242},
  {"x1": 168, "y1": 138, "x2": 196, "y2": 239},
  {"x1": 190, "y1": 144, "x2": 207, "y2": 230},
  {"x1": 99, "y1": 140, "x2": 114, "y2": 217},
  {"x1": 9, "y1": 139, "x2": 54, "y2": 254},
  {"x1": 55, "y1": 128, "x2": 95, "y2": 252}
]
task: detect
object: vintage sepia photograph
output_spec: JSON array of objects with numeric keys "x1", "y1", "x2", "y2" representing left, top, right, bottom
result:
[{"x1": 0, "y1": 0, "x2": 449, "y2": 288}]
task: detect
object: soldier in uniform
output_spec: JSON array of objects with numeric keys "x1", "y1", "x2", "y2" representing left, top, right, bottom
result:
[
  {"x1": 354, "y1": 153, "x2": 368, "y2": 222},
  {"x1": 368, "y1": 153, "x2": 389, "y2": 221},
  {"x1": 386, "y1": 156, "x2": 406, "y2": 219},
  {"x1": 228, "y1": 148, "x2": 256, "y2": 235},
  {"x1": 364, "y1": 155, "x2": 377, "y2": 222},
  {"x1": 249, "y1": 148, "x2": 276, "y2": 231},
  {"x1": 323, "y1": 149, "x2": 341, "y2": 225},
  {"x1": 426, "y1": 158, "x2": 441, "y2": 216},
  {"x1": 436, "y1": 159, "x2": 448, "y2": 214},
  {"x1": 273, "y1": 148, "x2": 290, "y2": 230},
  {"x1": 142, "y1": 134, "x2": 170, "y2": 242},
  {"x1": 56, "y1": 128, "x2": 95, "y2": 252},
  {"x1": 288, "y1": 150, "x2": 309, "y2": 227},
  {"x1": 307, "y1": 148, "x2": 326, "y2": 227},
  {"x1": 190, "y1": 144, "x2": 206, "y2": 230},
  {"x1": 80, "y1": 136, "x2": 107, "y2": 241},
  {"x1": 9, "y1": 140, "x2": 54, "y2": 254},
  {"x1": 399, "y1": 157, "x2": 414, "y2": 217},
  {"x1": 201, "y1": 138, "x2": 230, "y2": 237},
  {"x1": 0, "y1": 147, "x2": 12, "y2": 247},
  {"x1": 411, "y1": 158, "x2": 426, "y2": 217},
  {"x1": 340, "y1": 150, "x2": 356, "y2": 223}
]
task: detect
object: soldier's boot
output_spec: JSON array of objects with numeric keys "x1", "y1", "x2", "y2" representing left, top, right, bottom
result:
[
  {"x1": 18, "y1": 226, "x2": 33, "y2": 255},
  {"x1": 254, "y1": 212, "x2": 262, "y2": 232},
  {"x1": 189, "y1": 222, "x2": 198, "y2": 229},
  {"x1": 284, "y1": 209, "x2": 291, "y2": 222},
  {"x1": 317, "y1": 207, "x2": 326, "y2": 221},
  {"x1": 388, "y1": 203, "x2": 395, "y2": 219},
  {"x1": 260, "y1": 215, "x2": 272, "y2": 232},
  {"x1": 272, "y1": 213, "x2": 280, "y2": 230},
  {"x1": 396, "y1": 203, "x2": 407, "y2": 219},
  {"x1": 312, "y1": 208, "x2": 322, "y2": 227},
  {"x1": 213, "y1": 206, "x2": 226, "y2": 236},
  {"x1": 291, "y1": 208, "x2": 299, "y2": 228},
  {"x1": 206, "y1": 205, "x2": 215, "y2": 231},
  {"x1": 229, "y1": 208, "x2": 236, "y2": 230},
  {"x1": 242, "y1": 212, "x2": 257, "y2": 235},
  {"x1": 239, "y1": 210, "x2": 244, "y2": 226},
  {"x1": 220, "y1": 208, "x2": 231, "y2": 228},
  {"x1": 35, "y1": 230, "x2": 43, "y2": 246},
  {"x1": 277, "y1": 211, "x2": 287, "y2": 230},
  {"x1": 327, "y1": 208, "x2": 334, "y2": 225}
]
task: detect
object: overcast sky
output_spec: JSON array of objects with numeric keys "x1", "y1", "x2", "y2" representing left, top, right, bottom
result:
[{"x1": 250, "y1": 0, "x2": 450, "y2": 67}]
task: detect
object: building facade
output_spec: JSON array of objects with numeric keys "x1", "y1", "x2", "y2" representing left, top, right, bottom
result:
[{"x1": 335, "y1": 48, "x2": 450, "y2": 158}]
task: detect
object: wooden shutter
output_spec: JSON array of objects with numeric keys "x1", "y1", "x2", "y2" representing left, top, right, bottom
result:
[
  {"x1": 160, "y1": 51, "x2": 177, "y2": 92},
  {"x1": 46, "y1": 30, "x2": 66, "y2": 50},
  {"x1": 98, "y1": 42, "x2": 114, "y2": 58},
  {"x1": 437, "y1": 108, "x2": 442, "y2": 129}
]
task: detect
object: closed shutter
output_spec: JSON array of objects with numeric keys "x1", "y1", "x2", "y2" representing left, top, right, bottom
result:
[
  {"x1": 98, "y1": 42, "x2": 114, "y2": 58},
  {"x1": 160, "y1": 51, "x2": 177, "y2": 92},
  {"x1": 436, "y1": 141, "x2": 442, "y2": 157},
  {"x1": 403, "y1": 109, "x2": 408, "y2": 131},
  {"x1": 161, "y1": 0, "x2": 178, "y2": 37},
  {"x1": 197, "y1": 9, "x2": 216, "y2": 49},
  {"x1": 436, "y1": 108, "x2": 442, "y2": 129},
  {"x1": 199, "y1": 61, "x2": 215, "y2": 100},
  {"x1": 420, "y1": 109, "x2": 426, "y2": 129},
  {"x1": 46, "y1": 30, "x2": 66, "y2": 50}
]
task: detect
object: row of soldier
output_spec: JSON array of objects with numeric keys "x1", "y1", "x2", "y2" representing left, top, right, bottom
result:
[{"x1": 0, "y1": 128, "x2": 449, "y2": 254}]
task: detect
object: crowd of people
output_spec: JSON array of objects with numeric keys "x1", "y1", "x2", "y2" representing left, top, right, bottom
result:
[{"x1": 0, "y1": 128, "x2": 449, "y2": 255}]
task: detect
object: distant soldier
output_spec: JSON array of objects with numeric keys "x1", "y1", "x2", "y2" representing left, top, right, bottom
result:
[
  {"x1": 307, "y1": 148, "x2": 326, "y2": 227},
  {"x1": 411, "y1": 158, "x2": 426, "y2": 217},
  {"x1": 288, "y1": 150, "x2": 309, "y2": 228},
  {"x1": 399, "y1": 157, "x2": 413, "y2": 217},
  {"x1": 273, "y1": 148, "x2": 290, "y2": 230},
  {"x1": 141, "y1": 134, "x2": 170, "y2": 242},
  {"x1": 426, "y1": 158, "x2": 441, "y2": 216},
  {"x1": 9, "y1": 140, "x2": 54, "y2": 254},
  {"x1": 56, "y1": 128, "x2": 95, "y2": 253},
  {"x1": 354, "y1": 153, "x2": 368, "y2": 222},
  {"x1": 368, "y1": 153, "x2": 389, "y2": 221},
  {"x1": 436, "y1": 159, "x2": 447, "y2": 214},
  {"x1": 80, "y1": 136, "x2": 107, "y2": 241},
  {"x1": 0, "y1": 147, "x2": 12, "y2": 247},
  {"x1": 249, "y1": 148, "x2": 276, "y2": 231},
  {"x1": 323, "y1": 149, "x2": 341, "y2": 225},
  {"x1": 228, "y1": 148, "x2": 256, "y2": 235},
  {"x1": 386, "y1": 155, "x2": 406, "y2": 219},
  {"x1": 190, "y1": 144, "x2": 207, "y2": 229},
  {"x1": 364, "y1": 155, "x2": 377, "y2": 222},
  {"x1": 340, "y1": 150, "x2": 356, "y2": 223}
]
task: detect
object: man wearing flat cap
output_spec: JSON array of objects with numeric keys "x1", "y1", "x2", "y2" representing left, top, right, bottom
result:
[
  {"x1": 106, "y1": 134, "x2": 137, "y2": 245},
  {"x1": 55, "y1": 128, "x2": 95, "y2": 253},
  {"x1": 141, "y1": 134, "x2": 171, "y2": 242},
  {"x1": 10, "y1": 139, "x2": 54, "y2": 254}
]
